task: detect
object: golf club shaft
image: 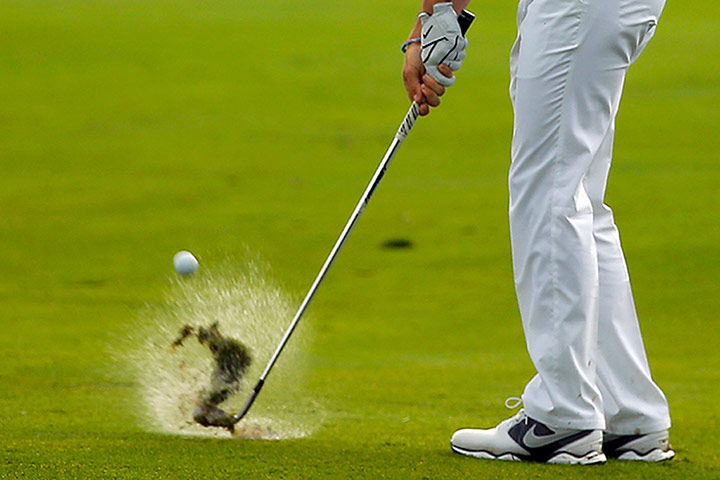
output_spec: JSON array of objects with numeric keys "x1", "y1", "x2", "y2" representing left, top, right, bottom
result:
[
  {"x1": 232, "y1": 101, "x2": 422, "y2": 423},
  {"x1": 232, "y1": 10, "x2": 474, "y2": 424}
]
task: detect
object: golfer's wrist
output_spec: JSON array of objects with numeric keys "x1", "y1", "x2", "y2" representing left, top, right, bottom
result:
[
  {"x1": 421, "y1": 0, "x2": 445, "y2": 14},
  {"x1": 422, "y1": 0, "x2": 471, "y2": 14},
  {"x1": 409, "y1": 16, "x2": 422, "y2": 37},
  {"x1": 402, "y1": 38, "x2": 421, "y2": 54}
]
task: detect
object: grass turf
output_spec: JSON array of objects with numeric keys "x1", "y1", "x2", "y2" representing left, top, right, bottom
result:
[{"x1": 1, "y1": 0, "x2": 719, "y2": 478}]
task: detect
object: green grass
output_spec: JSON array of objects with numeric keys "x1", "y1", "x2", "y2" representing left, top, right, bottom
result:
[{"x1": 1, "y1": 0, "x2": 719, "y2": 478}]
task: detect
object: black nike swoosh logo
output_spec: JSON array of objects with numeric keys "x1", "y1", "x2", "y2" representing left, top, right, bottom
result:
[
  {"x1": 508, "y1": 419, "x2": 593, "y2": 462},
  {"x1": 602, "y1": 434, "x2": 646, "y2": 456}
]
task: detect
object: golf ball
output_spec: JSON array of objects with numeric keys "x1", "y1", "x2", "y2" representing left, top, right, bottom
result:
[{"x1": 173, "y1": 250, "x2": 199, "y2": 276}]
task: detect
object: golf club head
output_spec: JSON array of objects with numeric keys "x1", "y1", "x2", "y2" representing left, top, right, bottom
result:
[
  {"x1": 229, "y1": 380, "x2": 263, "y2": 426},
  {"x1": 193, "y1": 405, "x2": 236, "y2": 433}
]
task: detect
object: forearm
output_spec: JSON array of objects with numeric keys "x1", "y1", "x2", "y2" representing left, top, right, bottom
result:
[
  {"x1": 409, "y1": 0, "x2": 471, "y2": 38},
  {"x1": 422, "y1": 0, "x2": 470, "y2": 13}
]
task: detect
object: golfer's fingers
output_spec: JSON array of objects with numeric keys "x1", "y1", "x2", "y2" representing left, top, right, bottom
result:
[
  {"x1": 418, "y1": 102, "x2": 430, "y2": 116},
  {"x1": 438, "y1": 63, "x2": 453, "y2": 78},
  {"x1": 420, "y1": 83, "x2": 441, "y2": 107},
  {"x1": 421, "y1": 73, "x2": 446, "y2": 97}
]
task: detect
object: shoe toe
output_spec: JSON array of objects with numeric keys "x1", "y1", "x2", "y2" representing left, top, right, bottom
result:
[
  {"x1": 450, "y1": 429, "x2": 469, "y2": 447},
  {"x1": 451, "y1": 428, "x2": 493, "y2": 450}
]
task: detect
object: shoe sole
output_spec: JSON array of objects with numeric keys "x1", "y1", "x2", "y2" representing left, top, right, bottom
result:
[
  {"x1": 451, "y1": 444, "x2": 607, "y2": 465},
  {"x1": 614, "y1": 448, "x2": 675, "y2": 462}
]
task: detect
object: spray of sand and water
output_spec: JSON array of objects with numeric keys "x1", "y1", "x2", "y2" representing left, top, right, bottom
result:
[{"x1": 124, "y1": 257, "x2": 319, "y2": 439}]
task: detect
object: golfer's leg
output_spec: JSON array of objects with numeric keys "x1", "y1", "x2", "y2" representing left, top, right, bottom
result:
[
  {"x1": 580, "y1": 0, "x2": 671, "y2": 434},
  {"x1": 584, "y1": 127, "x2": 671, "y2": 435},
  {"x1": 509, "y1": 0, "x2": 604, "y2": 430}
]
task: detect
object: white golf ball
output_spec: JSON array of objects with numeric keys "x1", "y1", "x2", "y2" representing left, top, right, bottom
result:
[{"x1": 173, "y1": 250, "x2": 199, "y2": 276}]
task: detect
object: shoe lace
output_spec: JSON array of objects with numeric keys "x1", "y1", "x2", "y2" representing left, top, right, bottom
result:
[{"x1": 495, "y1": 397, "x2": 527, "y2": 429}]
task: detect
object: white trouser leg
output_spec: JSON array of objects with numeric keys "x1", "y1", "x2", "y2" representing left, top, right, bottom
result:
[
  {"x1": 586, "y1": 122, "x2": 672, "y2": 435},
  {"x1": 509, "y1": 0, "x2": 668, "y2": 430}
]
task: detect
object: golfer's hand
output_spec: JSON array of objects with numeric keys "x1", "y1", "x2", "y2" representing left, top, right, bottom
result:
[
  {"x1": 419, "y1": 2, "x2": 468, "y2": 87},
  {"x1": 402, "y1": 42, "x2": 453, "y2": 116}
]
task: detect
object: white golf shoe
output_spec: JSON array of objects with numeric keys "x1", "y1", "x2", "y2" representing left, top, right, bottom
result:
[
  {"x1": 451, "y1": 409, "x2": 606, "y2": 464},
  {"x1": 602, "y1": 430, "x2": 675, "y2": 461}
]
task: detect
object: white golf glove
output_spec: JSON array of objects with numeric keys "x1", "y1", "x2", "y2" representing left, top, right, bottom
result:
[{"x1": 419, "y1": 2, "x2": 468, "y2": 87}]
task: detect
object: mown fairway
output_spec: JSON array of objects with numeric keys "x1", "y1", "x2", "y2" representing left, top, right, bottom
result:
[{"x1": 1, "y1": 0, "x2": 718, "y2": 478}]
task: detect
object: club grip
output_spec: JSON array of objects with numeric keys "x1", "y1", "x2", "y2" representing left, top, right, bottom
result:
[{"x1": 458, "y1": 10, "x2": 475, "y2": 36}]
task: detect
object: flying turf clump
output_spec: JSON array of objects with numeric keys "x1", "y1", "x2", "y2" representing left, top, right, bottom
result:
[{"x1": 171, "y1": 322, "x2": 252, "y2": 433}]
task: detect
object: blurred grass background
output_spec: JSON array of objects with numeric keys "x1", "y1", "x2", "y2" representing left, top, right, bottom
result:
[{"x1": 1, "y1": 0, "x2": 718, "y2": 478}]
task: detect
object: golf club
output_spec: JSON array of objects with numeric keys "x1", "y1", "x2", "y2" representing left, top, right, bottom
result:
[{"x1": 227, "y1": 10, "x2": 475, "y2": 430}]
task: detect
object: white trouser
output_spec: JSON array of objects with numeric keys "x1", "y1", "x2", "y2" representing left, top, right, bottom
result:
[{"x1": 509, "y1": 0, "x2": 671, "y2": 433}]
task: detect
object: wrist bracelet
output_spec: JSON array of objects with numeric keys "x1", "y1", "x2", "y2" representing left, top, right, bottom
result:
[{"x1": 401, "y1": 37, "x2": 421, "y2": 53}]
